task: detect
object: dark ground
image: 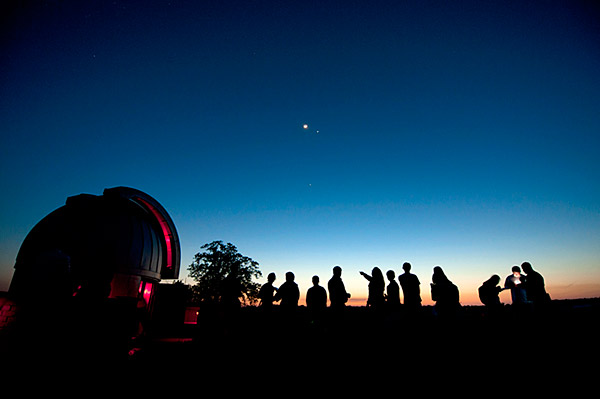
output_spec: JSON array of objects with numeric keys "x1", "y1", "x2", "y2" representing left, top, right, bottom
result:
[
  {"x1": 134, "y1": 299, "x2": 599, "y2": 374},
  {"x1": 2, "y1": 298, "x2": 598, "y2": 385}
]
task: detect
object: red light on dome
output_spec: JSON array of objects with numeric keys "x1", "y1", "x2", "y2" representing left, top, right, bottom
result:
[{"x1": 135, "y1": 197, "x2": 173, "y2": 270}]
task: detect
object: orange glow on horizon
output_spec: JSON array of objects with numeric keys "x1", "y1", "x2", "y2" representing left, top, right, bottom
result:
[{"x1": 291, "y1": 283, "x2": 600, "y2": 308}]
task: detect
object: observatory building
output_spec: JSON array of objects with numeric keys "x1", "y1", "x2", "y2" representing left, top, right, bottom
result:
[{"x1": 9, "y1": 187, "x2": 180, "y2": 318}]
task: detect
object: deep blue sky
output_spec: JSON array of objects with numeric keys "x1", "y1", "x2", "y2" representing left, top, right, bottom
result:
[{"x1": 2, "y1": 0, "x2": 599, "y2": 303}]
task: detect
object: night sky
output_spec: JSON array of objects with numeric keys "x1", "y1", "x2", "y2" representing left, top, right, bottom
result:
[{"x1": 2, "y1": 0, "x2": 599, "y2": 305}]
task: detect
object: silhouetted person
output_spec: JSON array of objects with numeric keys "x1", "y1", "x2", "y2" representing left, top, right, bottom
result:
[
  {"x1": 521, "y1": 262, "x2": 550, "y2": 309},
  {"x1": 398, "y1": 262, "x2": 422, "y2": 308},
  {"x1": 360, "y1": 267, "x2": 385, "y2": 310},
  {"x1": 479, "y1": 275, "x2": 504, "y2": 317},
  {"x1": 504, "y1": 266, "x2": 528, "y2": 305},
  {"x1": 328, "y1": 266, "x2": 351, "y2": 310},
  {"x1": 220, "y1": 271, "x2": 243, "y2": 335},
  {"x1": 385, "y1": 270, "x2": 401, "y2": 310},
  {"x1": 274, "y1": 271, "x2": 300, "y2": 313},
  {"x1": 221, "y1": 272, "x2": 242, "y2": 312},
  {"x1": 259, "y1": 272, "x2": 278, "y2": 311},
  {"x1": 430, "y1": 266, "x2": 460, "y2": 319},
  {"x1": 306, "y1": 275, "x2": 327, "y2": 323}
]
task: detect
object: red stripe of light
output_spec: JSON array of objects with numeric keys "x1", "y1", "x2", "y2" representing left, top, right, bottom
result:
[{"x1": 136, "y1": 197, "x2": 173, "y2": 270}]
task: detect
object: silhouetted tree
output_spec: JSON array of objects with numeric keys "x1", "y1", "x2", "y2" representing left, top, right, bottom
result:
[{"x1": 187, "y1": 241, "x2": 262, "y2": 306}]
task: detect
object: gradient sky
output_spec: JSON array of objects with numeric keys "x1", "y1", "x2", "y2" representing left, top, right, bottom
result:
[{"x1": 1, "y1": 0, "x2": 599, "y2": 305}]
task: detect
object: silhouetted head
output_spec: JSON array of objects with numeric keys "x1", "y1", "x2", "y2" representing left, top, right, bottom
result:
[
  {"x1": 402, "y1": 262, "x2": 412, "y2": 272},
  {"x1": 312, "y1": 275, "x2": 319, "y2": 285},
  {"x1": 267, "y1": 272, "x2": 276, "y2": 283},
  {"x1": 285, "y1": 271, "x2": 295, "y2": 282},
  {"x1": 372, "y1": 267, "x2": 384, "y2": 280},
  {"x1": 521, "y1": 262, "x2": 533, "y2": 273},
  {"x1": 333, "y1": 265, "x2": 342, "y2": 277},
  {"x1": 432, "y1": 266, "x2": 448, "y2": 284},
  {"x1": 511, "y1": 266, "x2": 521, "y2": 273},
  {"x1": 386, "y1": 270, "x2": 395, "y2": 281},
  {"x1": 486, "y1": 275, "x2": 501, "y2": 286}
]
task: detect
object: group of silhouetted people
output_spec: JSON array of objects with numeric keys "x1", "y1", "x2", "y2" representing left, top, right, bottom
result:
[
  {"x1": 258, "y1": 263, "x2": 424, "y2": 321},
  {"x1": 258, "y1": 261, "x2": 551, "y2": 322},
  {"x1": 478, "y1": 261, "x2": 551, "y2": 317},
  {"x1": 358, "y1": 262, "x2": 423, "y2": 312},
  {"x1": 258, "y1": 266, "x2": 352, "y2": 320}
]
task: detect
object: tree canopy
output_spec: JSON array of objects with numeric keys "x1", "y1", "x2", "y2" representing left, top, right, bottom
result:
[{"x1": 187, "y1": 241, "x2": 262, "y2": 306}]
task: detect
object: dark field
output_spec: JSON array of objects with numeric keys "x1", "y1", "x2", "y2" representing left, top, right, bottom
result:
[
  {"x1": 133, "y1": 299, "x2": 599, "y2": 372},
  {"x1": 2, "y1": 297, "x2": 598, "y2": 383}
]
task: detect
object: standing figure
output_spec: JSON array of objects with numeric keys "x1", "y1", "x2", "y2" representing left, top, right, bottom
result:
[
  {"x1": 398, "y1": 262, "x2": 422, "y2": 309},
  {"x1": 306, "y1": 275, "x2": 327, "y2": 323},
  {"x1": 221, "y1": 271, "x2": 242, "y2": 312},
  {"x1": 259, "y1": 272, "x2": 278, "y2": 311},
  {"x1": 504, "y1": 266, "x2": 528, "y2": 305},
  {"x1": 360, "y1": 267, "x2": 385, "y2": 309},
  {"x1": 328, "y1": 266, "x2": 351, "y2": 310},
  {"x1": 521, "y1": 262, "x2": 551, "y2": 311},
  {"x1": 274, "y1": 271, "x2": 300, "y2": 313},
  {"x1": 385, "y1": 270, "x2": 401, "y2": 311},
  {"x1": 430, "y1": 266, "x2": 460, "y2": 319}
]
